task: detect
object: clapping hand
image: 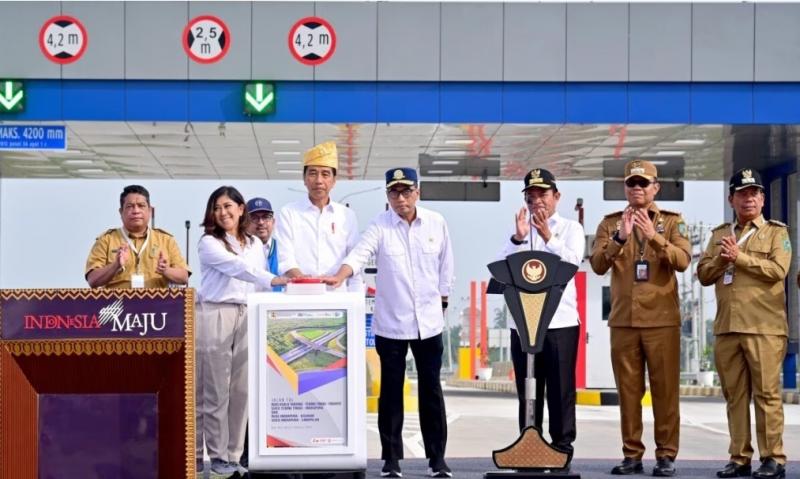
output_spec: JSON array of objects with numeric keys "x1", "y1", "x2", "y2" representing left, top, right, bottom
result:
[
  {"x1": 719, "y1": 235, "x2": 739, "y2": 263},
  {"x1": 632, "y1": 209, "x2": 656, "y2": 240},
  {"x1": 618, "y1": 208, "x2": 635, "y2": 241},
  {"x1": 156, "y1": 251, "x2": 168, "y2": 275},
  {"x1": 531, "y1": 207, "x2": 552, "y2": 242},
  {"x1": 513, "y1": 207, "x2": 530, "y2": 242},
  {"x1": 116, "y1": 244, "x2": 130, "y2": 271}
]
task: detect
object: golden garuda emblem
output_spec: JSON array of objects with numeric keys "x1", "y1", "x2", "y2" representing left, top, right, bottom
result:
[{"x1": 521, "y1": 259, "x2": 547, "y2": 284}]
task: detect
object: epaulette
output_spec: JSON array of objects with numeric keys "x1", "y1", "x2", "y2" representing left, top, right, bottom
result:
[
  {"x1": 97, "y1": 228, "x2": 117, "y2": 239},
  {"x1": 712, "y1": 223, "x2": 731, "y2": 232},
  {"x1": 153, "y1": 227, "x2": 174, "y2": 237},
  {"x1": 603, "y1": 211, "x2": 623, "y2": 219},
  {"x1": 658, "y1": 209, "x2": 681, "y2": 216},
  {"x1": 767, "y1": 219, "x2": 788, "y2": 228}
]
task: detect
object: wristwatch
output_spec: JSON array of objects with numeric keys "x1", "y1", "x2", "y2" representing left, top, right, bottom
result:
[
  {"x1": 612, "y1": 230, "x2": 626, "y2": 245},
  {"x1": 510, "y1": 235, "x2": 528, "y2": 246}
]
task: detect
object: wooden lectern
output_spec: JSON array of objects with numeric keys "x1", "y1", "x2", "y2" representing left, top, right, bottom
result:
[{"x1": 0, "y1": 288, "x2": 195, "y2": 478}]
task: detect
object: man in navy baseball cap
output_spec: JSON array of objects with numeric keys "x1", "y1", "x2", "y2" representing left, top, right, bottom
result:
[
  {"x1": 246, "y1": 198, "x2": 276, "y2": 269},
  {"x1": 385, "y1": 167, "x2": 418, "y2": 189}
]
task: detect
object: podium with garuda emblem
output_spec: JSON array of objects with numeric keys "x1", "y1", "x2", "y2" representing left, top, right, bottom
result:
[
  {"x1": 0, "y1": 288, "x2": 195, "y2": 478},
  {"x1": 484, "y1": 251, "x2": 579, "y2": 479}
]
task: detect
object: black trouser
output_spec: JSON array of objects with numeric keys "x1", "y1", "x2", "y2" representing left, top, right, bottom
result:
[
  {"x1": 240, "y1": 424, "x2": 248, "y2": 467},
  {"x1": 510, "y1": 326, "x2": 579, "y2": 454},
  {"x1": 375, "y1": 333, "x2": 447, "y2": 464}
]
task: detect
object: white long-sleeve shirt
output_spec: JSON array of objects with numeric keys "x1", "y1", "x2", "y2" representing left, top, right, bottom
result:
[
  {"x1": 274, "y1": 197, "x2": 363, "y2": 291},
  {"x1": 344, "y1": 206, "x2": 454, "y2": 340},
  {"x1": 498, "y1": 212, "x2": 585, "y2": 329},
  {"x1": 197, "y1": 233, "x2": 275, "y2": 304}
]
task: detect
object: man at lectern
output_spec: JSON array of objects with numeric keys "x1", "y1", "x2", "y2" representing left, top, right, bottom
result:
[
  {"x1": 590, "y1": 160, "x2": 690, "y2": 477},
  {"x1": 497, "y1": 168, "x2": 584, "y2": 460},
  {"x1": 326, "y1": 168, "x2": 455, "y2": 479},
  {"x1": 85, "y1": 184, "x2": 189, "y2": 289},
  {"x1": 273, "y1": 141, "x2": 363, "y2": 291}
]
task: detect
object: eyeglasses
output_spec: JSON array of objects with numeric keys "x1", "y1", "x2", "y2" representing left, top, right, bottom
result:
[
  {"x1": 387, "y1": 188, "x2": 417, "y2": 199},
  {"x1": 625, "y1": 178, "x2": 652, "y2": 188},
  {"x1": 250, "y1": 213, "x2": 274, "y2": 223}
]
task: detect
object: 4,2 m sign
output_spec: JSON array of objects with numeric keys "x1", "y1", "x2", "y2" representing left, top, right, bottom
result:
[
  {"x1": 288, "y1": 17, "x2": 336, "y2": 66},
  {"x1": 39, "y1": 15, "x2": 88, "y2": 64},
  {"x1": 0, "y1": 125, "x2": 67, "y2": 151}
]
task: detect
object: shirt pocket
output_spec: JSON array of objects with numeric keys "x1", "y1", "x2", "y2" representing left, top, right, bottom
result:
[
  {"x1": 383, "y1": 239, "x2": 407, "y2": 272},
  {"x1": 327, "y1": 225, "x2": 348, "y2": 249},
  {"x1": 419, "y1": 233, "x2": 443, "y2": 274},
  {"x1": 746, "y1": 240, "x2": 772, "y2": 259}
]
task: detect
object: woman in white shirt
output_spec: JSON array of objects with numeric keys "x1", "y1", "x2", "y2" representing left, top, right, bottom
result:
[{"x1": 195, "y1": 186, "x2": 286, "y2": 476}]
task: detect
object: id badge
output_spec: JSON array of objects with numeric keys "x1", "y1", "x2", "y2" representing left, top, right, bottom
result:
[
  {"x1": 131, "y1": 274, "x2": 145, "y2": 288},
  {"x1": 634, "y1": 260, "x2": 650, "y2": 282},
  {"x1": 723, "y1": 270, "x2": 734, "y2": 285}
]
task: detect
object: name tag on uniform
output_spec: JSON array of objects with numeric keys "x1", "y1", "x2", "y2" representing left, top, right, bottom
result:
[
  {"x1": 131, "y1": 274, "x2": 145, "y2": 288},
  {"x1": 635, "y1": 260, "x2": 649, "y2": 282},
  {"x1": 723, "y1": 270, "x2": 734, "y2": 285}
]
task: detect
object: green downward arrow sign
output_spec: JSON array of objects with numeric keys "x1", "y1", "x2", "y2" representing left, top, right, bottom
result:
[
  {"x1": 0, "y1": 81, "x2": 24, "y2": 113},
  {"x1": 244, "y1": 82, "x2": 275, "y2": 115}
]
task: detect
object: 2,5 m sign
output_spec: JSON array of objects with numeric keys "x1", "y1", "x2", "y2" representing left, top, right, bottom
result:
[
  {"x1": 183, "y1": 15, "x2": 230, "y2": 64},
  {"x1": 0, "y1": 125, "x2": 67, "y2": 151},
  {"x1": 39, "y1": 15, "x2": 88, "y2": 64}
]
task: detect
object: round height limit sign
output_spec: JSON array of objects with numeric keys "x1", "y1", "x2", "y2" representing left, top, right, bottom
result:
[
  {"x1": 39, "y1": 15, "x2": 88, "y2": 64},
  {"x1": 183, "y1": 15, "x2": 230, "y2": 64},
  {"x1": 288, "y1": 17, "x2": 336, "y2": 66}
]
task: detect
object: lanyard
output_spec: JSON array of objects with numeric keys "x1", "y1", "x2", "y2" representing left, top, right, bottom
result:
[
  {"x1": 120, "y1": 228, "x2": 151, "y2": 273},
  {"x1": 731, "y1": 223, "x2": 756, "y2": 247},
  {"x1": 633, "y1": 212, "x2": 658, "y2": 260}
]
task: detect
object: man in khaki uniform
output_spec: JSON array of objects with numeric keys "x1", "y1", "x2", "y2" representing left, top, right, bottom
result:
[
  {"x1": 590, "y1": 160, "x2": 690, "y2": 477},
  {"x1": 698, "y1": 169, "x2": 790, "y2": 479},
  {"x1": 85, "y1": 184, "x2": 189, "y2": 288}
]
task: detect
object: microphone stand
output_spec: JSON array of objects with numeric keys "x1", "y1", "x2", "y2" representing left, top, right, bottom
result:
[{"x1": 185, "y1": 220, "x2": 191, "y2": 267}]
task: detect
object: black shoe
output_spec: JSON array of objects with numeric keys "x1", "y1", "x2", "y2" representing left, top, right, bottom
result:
[
  {"x1": 611, "y1": 458, "x2": 644, "y2": 475},
  {"x1": 381, "y1": 460, "x2": 402, "y2": 478},
  {"x1": 553, "y1": 464, "x2": 571, "y2": 474},
  {"x1": 716, "y1": 462, "x2": 751, "y2": 478},
  {"x1": 428, "y1": 458, "x2": 453, "y2": 478},
  {"x1": 753, "y1": 458, "x2": 785, "y2": 479},
  {"x1": 653, "y1": 457, "x2": 676, "y2": 477}
]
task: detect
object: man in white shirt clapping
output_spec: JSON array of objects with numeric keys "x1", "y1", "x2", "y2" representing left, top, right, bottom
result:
[
  {"x1": 499, "y1": 168, "x2": 585, "y2": 465},
  {"x1": 273, "y1": 141, "x2": 362, "y2": 291},
  {"x1": 326, "y1": 168, "x2": 455, "y2": 479}
]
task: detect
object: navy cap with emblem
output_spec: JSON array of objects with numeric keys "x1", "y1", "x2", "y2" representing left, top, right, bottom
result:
[
  {"x1": 385, "y1": 167, "x2": 418, "y2": 189},
  {"x1": 246, "y1": 197, "x2": 273, "y2": 214},
  {"x1": 729, "y1": 168, "x2": 764, "y2": 194},
  {"x1": 522, "y1": 168, "x2": 557, "y2": 192}
]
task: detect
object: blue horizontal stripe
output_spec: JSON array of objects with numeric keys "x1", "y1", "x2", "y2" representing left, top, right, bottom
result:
[{"x1": 3, "y1": 80, "x2": 800, "y2": 124}]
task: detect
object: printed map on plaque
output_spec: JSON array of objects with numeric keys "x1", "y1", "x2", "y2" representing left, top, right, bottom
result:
[{"x1": 266, "y1": 309, "x2": 348, "y2": 447}]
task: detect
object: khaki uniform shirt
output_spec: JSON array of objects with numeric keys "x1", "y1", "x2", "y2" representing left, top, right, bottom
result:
[
  {"x1": 697, "y1": 215, "x2": 790, "y2": 337},
  {"x1": 85, "y1": 227, "x2": 190, "y2": 289},
  {"x1": 590, "y1": 203, "x2": 691, "y2": 328}
]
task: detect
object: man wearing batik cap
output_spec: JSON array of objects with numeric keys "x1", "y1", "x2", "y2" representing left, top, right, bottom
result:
[
  {"x1": 498, "y1": 168, "x2": 584, "y2": 462},
  {"x1": 698, "y1": 168, "x2": 791, "y2": 479},
  {"x1": 326, "y1": 168, "x2": 455, "y2": 478},
  {"x1": 590, "y1": 160, "x2": 690, "y2": 477},
  {"x1": 273, "y1": 141, "x2": 362, "y2": 291}
]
